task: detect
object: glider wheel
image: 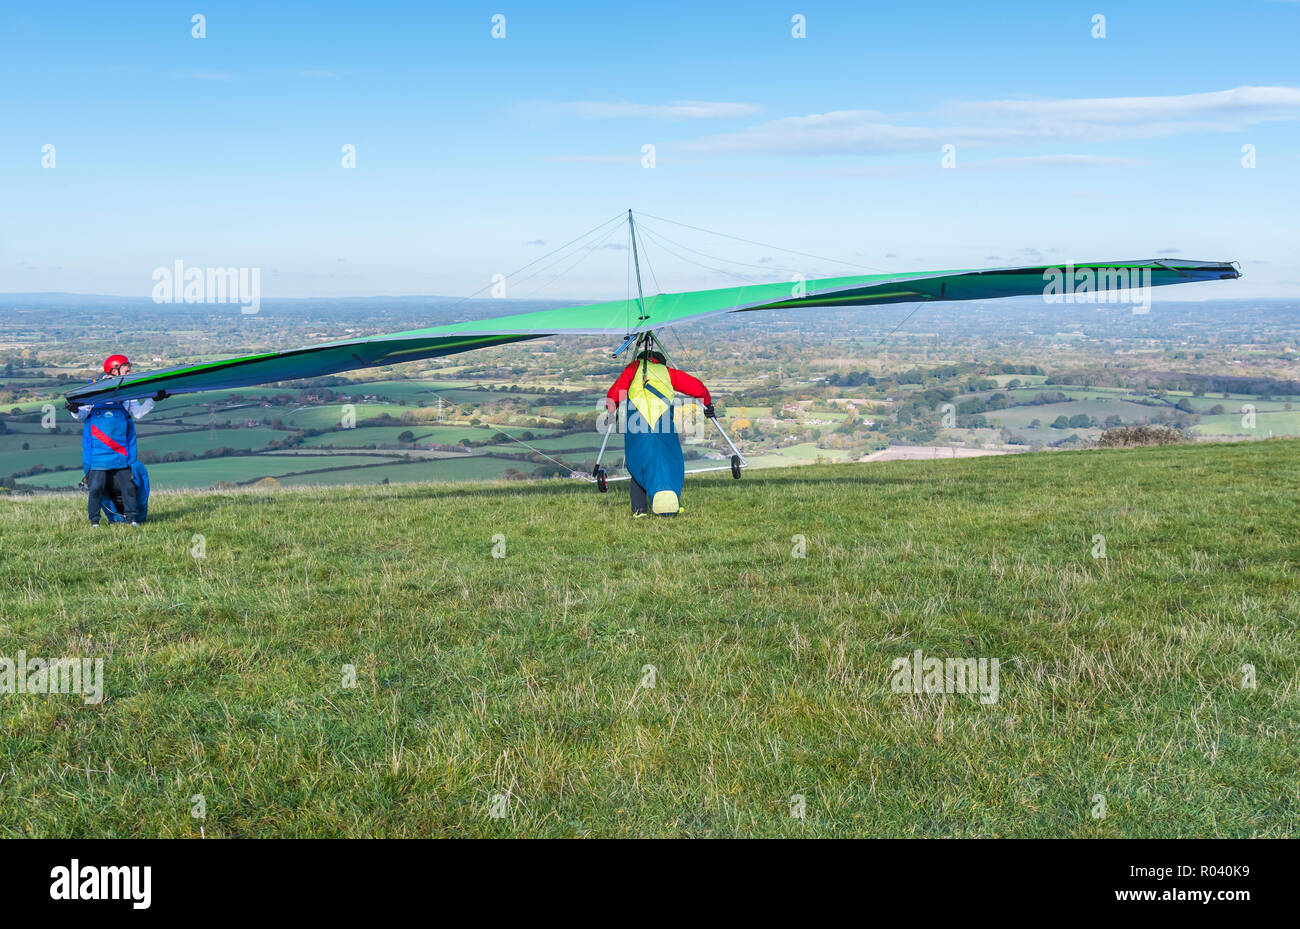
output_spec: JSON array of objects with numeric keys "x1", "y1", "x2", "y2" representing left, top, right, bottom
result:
[
  {"x1": 595, "y1": 467, "x2": 608, "y2": 493},
  {"x1": 730, "y1": 455, "x2": 743, "y2": 479}
]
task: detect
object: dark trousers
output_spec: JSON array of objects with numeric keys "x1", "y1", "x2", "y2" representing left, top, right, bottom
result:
[
  {"x1": 630, "y1": 476, "x2": 648, "y2": 515},
  {"x1": 87, "y1": 467, "x2": 138, "y2": 523}
]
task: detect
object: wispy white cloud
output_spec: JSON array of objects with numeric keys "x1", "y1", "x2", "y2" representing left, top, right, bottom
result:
[
  {"x1": 540, "y1": 154, "x2": 641, "y2": 164},
  {"x1": 684, "y1": 110, "x2": 1029, "y2": 155},
  {"x1": 963, "y1": 154, "x2": 1150, "y2": 168},
  {"x1": 682, "y1": 86, "x2": 1300, "y2": 156},
  {"x1": 828, "y1": 154, "x2": 1150, "y2": 174},
  {"x1": 536, "y1": 100, "x2": 762, "y2": 120},
  {"x1": 168, "y1": 70, "x2": 235, "y2": 81},
  {"x1": 949, "y1": 85, "x2": 1300, "y2": 135}
]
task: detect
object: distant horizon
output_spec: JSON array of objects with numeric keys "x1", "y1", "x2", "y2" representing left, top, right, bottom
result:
[{"x1": 0, "y1": 289, "x2": 1286, "y2": 305}]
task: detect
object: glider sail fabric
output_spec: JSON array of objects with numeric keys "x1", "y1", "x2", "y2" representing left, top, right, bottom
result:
[{"x1": 67, "y1": 259, "x2": 1240, "y2": 405}]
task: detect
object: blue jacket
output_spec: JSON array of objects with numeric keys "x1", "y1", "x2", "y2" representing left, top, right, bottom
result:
[{"x1": 81, "y1": 400, "x2": 138, "y2": 471}]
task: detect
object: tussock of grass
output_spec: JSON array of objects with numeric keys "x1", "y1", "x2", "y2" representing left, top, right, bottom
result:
[{"x1": 1, "y1": 441, "x2": 1296, "y2": 837}]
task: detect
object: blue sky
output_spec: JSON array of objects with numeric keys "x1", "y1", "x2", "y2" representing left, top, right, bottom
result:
[{"x1": 2, "y1": 0, "x2": 1297, "y2": 300}]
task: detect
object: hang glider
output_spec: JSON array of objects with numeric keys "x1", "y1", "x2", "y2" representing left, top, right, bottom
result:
[{"x1": 66, "y1": 255, "x2": 1240, "y2": 407}]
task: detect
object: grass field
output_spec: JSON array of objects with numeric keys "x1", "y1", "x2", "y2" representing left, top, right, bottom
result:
[
  {"x1": 17, "y1": 454, "x2": 403, "y2": 489},
  {"x1": 141, "y1": 428, "x2": 287, "y2": 455},
  {"x1": 1193, "y1": 410, "x2": 1300, "y2": 437},
  {"x1": 957, "y1": 385, "x2": 1300, "y2": 443},
  {"x1": 1, "y1": 439, "x2": 1296, "y2": 837},
  {"x1": 740, "y1": 442, "x2": 856, "y2": 469},
  {"x1": 299, "y1": 424, "x2": 560, "y2": 449},
  {"x1": 283, "y1": 404, "x2": 410, "y2": 429},
  {"x1": 273, "y1": 456, "x2": 524, "y2": 485}
]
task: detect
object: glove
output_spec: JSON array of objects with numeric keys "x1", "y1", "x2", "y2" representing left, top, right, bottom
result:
[
  {"x1": 64, "y1": 398, "x2": 81, "y2": 413},
  {"x1": 703, "y1": 403, "x2": 716, "y2": 419}
]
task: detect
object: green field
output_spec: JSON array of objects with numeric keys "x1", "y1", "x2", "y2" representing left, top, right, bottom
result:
[
  {"x1": 274, "y1": 455, "x2": 525, "y2": 486},
  {"x1": 303, "y1": 425, "x2": 549, "y2": 449},
  {"x1": 283, "y1": 404, "x2": 410, "y2": 429},
  {"x1": 2, "y1": 428, "x2": 296, "y2": 481},
  {"x1": 341, "y1": 379, "x2": 476, "y2": 398},
  {"x1": 0, "y1": 382, "x2": 603, "y2": 485},
  {"x1": 990, "y1": 374, "x2": 1049, "y2": 387},
  {"x1": 1193, "y1": 409, "x2": 1300, "y2": 437},
  {"x1": 516, "y1": 432, "x2": 624, "y2": 452},
  {"x1": 304, "y1": 423, "x2": 565, "y2": 446},
  {"x1": 141, "y1": 427, "x2": 287, "y2": 455},
  {"x1": 0, "y1": 433, "x2": 81, "y2": 478},
  {"x1": 16, "y1": 454, "x2": 403, "y2": 489},
  {"x1": 955, "y1": 385, "x2": 1300, "y2": 442},
  {"x1": 741, "y1": 442, "x2": 856, "y2": 469},
  {"x1": 5, "y1": 439, "x2": 1293, "y2": 836},
  {"x1": 990, "y1": 388, "x2": 1152, "y2": 431},
  {"x1": 299, "y1": 426, "x2": 421, "y2": 448}
]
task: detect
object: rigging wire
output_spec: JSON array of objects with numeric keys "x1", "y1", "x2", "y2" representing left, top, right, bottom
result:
[
  {"x1": 635, "y1": 212, "x2": 930, "y2": 375},
  {"x1": 491, "y1": 431, "x2": 590, "y2": 474},
  {"x1": 433, "y1": 211, "x2": 627, "y2": 313},
  {"x1": 635, "y1": 217, "x2": 806, "y2": 277},
  {"x1": 494, "y1": 210, "x2": 625, "y2": 283},
  {"x1": 509, "y1": 221, "x2": 624, "y2": 301},
  {"x1": 879, "y1": 300, "x2": 928, "y2": 340},
  {"x1": 633, "y1": 224, "x2": 765, "y2": 284},
  {"x1": 487, "y1": 217, "x2": 624, "y2": 299},
  {"x1": 636, "y1": 220, "x2": 664, "y2": 297},
  {"x1": 635, "y1": 210, "x2": 891, "y2": 274}
]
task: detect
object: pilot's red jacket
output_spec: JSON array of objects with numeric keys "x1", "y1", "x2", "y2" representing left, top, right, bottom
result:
[{"x1": 605, "y1": 362, "x2": 712, "y2": 409}]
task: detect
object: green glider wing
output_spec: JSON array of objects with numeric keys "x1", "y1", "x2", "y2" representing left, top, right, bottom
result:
[{"x1": 66, "y1": 259, "x2": 1240, "y2": 405}]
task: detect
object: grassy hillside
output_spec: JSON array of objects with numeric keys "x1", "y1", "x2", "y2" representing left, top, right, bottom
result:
[{"x1": 1, "y1": 440, "x2": 1296, "y2": 837}]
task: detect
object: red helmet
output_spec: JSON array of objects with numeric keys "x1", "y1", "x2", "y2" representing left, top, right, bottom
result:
[{"x1": 103, "y1": 354, "x2": 130, "y2": 374}]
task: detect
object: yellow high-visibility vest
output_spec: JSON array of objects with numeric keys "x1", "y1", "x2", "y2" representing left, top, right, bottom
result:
[{"x1": 627, "y1": 359, "x2": 674, "y2": 429}]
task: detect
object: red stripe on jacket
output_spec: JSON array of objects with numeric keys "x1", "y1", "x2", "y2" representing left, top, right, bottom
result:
[
  {"x1": 606, "y1": 362, "x2": 711, "y2": 408},
  {"x1": 90, "y1": 423, "x2": 129, "y2": 457}
]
